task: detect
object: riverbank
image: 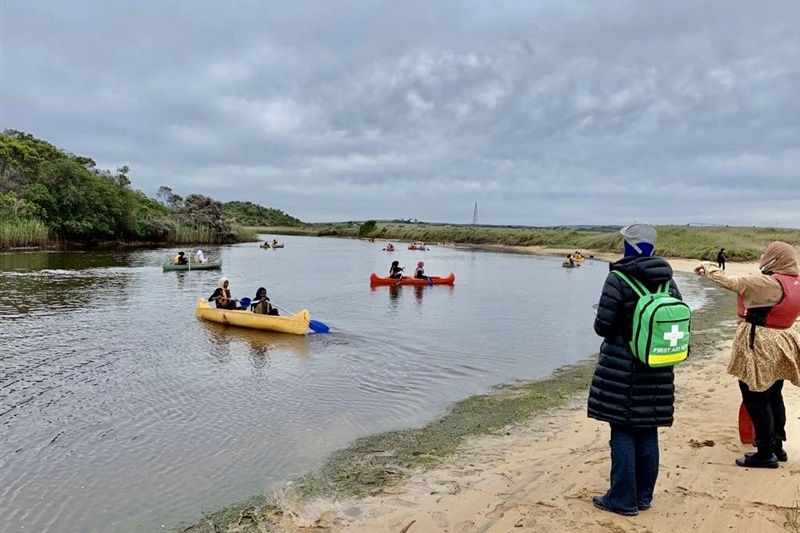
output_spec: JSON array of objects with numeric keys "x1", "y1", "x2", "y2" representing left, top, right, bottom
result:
[{"x1": 177, "y1": 250, "x2": 800, "y2": 533}]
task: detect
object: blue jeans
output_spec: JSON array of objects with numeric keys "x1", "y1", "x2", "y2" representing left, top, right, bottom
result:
[{"x1": 601, "y1": 424, "x2": 659, "y2": 513}]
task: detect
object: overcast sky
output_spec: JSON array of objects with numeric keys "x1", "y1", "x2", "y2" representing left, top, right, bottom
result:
[{"x1": 1, "y1": 1, "x2": 799, "y2": 227}]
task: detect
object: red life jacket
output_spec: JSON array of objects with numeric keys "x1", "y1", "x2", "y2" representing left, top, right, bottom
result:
[{"x1": 737, "y1": 273, "x2": 800, "y2": 329}]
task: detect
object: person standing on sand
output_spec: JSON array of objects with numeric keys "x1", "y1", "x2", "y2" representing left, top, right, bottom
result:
[
  {"x1": 694, "y1": 241, "x2": 800, "y2": 468},
  {"x1": 717, "y1": 248, "x2": 728, "y2": 270},
  {"x1": 588, "y1": 222, "x2": 683, "y2": 516}
]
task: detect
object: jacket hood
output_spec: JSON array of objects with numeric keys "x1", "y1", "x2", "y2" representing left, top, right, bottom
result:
[{"x1": 760, "y1": 241, "x2": 799, "y2": 276}]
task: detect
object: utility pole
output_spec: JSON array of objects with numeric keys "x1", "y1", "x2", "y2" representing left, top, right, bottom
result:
[{"x1": 472, "y1": 202, "x2": 478, "y2": 227}]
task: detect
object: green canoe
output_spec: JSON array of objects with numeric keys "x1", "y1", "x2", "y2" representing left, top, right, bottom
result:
[{"x1": 162, "y1": 260, "x2": 222, "y2": 271}]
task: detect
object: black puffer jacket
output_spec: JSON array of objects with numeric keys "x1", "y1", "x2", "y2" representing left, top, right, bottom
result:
[{"x1": 587, "y1": 255, "x2": 683, "y2": 427}]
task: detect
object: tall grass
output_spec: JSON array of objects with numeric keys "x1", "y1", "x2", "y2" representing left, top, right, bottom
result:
[
  {"x1": 169, "y1": 224, "x2": 257, "y2": 244},
  {"x1": 0, "y1": 219, "x2": 50, "y2": 249},
  {"x1": 171, "y1": 223, "x2": 216, "y2": 244},
  {"x1": 230, "y1": 225, "x2": 258, "y2": 242},
  {"x1": 278, "y1": 223, "x2": 800, "y2": 261}
]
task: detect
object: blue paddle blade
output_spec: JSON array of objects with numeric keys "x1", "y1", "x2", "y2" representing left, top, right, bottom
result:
[
  {"x1": 428, "y1": 278, "x2": 434, "y2": 286},
  {"x1": 309, "y1": 319, "x2": 329, "y2": 334},
  {"x1": 239, "y1": 297, "x2": 251, "y2": 307}
]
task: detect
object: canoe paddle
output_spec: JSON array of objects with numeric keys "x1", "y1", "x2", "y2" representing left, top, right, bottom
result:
[{"x1": 268, "y1": 302, "x2": 330, "y2": 334}]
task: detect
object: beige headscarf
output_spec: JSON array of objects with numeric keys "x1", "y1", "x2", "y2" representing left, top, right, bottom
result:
[{"x1": 740, "y1": 241, "x2": 799, "y2": 308}]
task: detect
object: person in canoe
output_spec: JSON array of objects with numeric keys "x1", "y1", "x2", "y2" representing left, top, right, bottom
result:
[
  {"x1": 414, "y1": 261, "x2": 428, "y2": 279},
  {"x1": 174, "y1": 251, "x2": 189, "y2": 265},
  {"x1": 385, "y1": 244, "x2": 395, "y2": 252},
  {"x1": 564, "y1": 254, "x2": 575, "y2": 266},
  {"x1": 195, "y1": 250, "x2": 207, "y2": 264},
  {"x1": 389, "y1": 260, "x2": 404, "y2": 279},
  {"x1": 272, "y1": 239, "x2": 278, "y2": 247},
  {"x1": 574, "y1": 251, "x2": 584, "y2": 262},
  {"x1": 250, "y1": 287, "x2": 279, "y2": 315},
  {"x1": 209, "y1": 277, "x2": 238, "y2": 310}
]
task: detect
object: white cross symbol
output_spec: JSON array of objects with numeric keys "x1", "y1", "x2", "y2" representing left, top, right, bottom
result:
[{"x1": 663, "y1": 325, "x2": 685, "y2": 347}]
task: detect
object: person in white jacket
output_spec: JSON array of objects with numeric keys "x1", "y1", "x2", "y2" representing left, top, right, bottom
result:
[{"x1": 195, "y1": 250, "x2": 207, "y2": 264}]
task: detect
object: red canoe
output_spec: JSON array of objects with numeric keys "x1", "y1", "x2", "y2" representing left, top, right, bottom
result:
[{"x1": 369, "y1": 272, "x2": 455, "y2": 286}]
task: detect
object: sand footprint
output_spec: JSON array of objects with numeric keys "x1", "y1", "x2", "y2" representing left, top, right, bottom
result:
[
  {"x1": 431, "y1": 511, "x2": 449, "y2": 528},
  {"x1": 454, "y1": 520, "x2": 478, "y2": 533}
]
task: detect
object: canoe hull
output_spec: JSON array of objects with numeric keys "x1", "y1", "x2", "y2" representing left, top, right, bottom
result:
[
  {"x1": 195, "y1": 299, "x2": 310, "y2": 335},
  {"x1": 562, "y1": 263, "x2": 581, "y2": 268},
  {"x1": 163, "y1": 261, "x2": 222, "y2": 271},
  {"x1": 370, "y1": 272, "x2": 455, "y2": 286}
]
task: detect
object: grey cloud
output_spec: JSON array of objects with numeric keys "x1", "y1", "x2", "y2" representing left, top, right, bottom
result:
[{"x1": 1, "y1": 0, "x2": 798, "y2": 227}]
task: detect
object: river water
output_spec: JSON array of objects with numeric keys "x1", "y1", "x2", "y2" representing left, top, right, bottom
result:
[{"x1": 0, "y1": 236, "x2": 709, "y2": 532}]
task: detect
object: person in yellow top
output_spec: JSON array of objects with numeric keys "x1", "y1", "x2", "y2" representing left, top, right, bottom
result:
[
  {"x1": 209, "y1": 277, "x2": 237, "y2": 310},
  {"x1": 173, "y1": 251, "x2": 188, "y2": 265},
  {"x1": 574, "y1": 251, "x2": 584, "y2": 262},
  {"x1": 250, "y1": 287, "x2": 279, "y2": 315},
  {"x1": 564, "y1": 254, "x2": 575, "y2": 266}
]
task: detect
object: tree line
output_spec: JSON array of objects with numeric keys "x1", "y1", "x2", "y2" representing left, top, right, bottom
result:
[{"x1": 0, "y1": 130, "x2": 305, "y2": 249}]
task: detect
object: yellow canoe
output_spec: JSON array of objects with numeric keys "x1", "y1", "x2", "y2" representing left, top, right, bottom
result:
[{"x1": 195, "y1": 299, "x2": 310, "y2": 335}]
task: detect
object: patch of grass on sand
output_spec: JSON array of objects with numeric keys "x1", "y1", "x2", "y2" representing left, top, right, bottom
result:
[{"x1": 293, "y1": 362, "x2": 596, "y2": 500}]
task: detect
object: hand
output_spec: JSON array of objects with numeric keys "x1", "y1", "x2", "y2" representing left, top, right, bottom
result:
[{"x1": 694, "y1": 263, "x2": 707, "y2": 276}]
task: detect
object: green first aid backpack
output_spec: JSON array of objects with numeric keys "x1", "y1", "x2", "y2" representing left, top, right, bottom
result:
[{"x1": 612, "y1": 271, "x2": 691, "y2": 368}]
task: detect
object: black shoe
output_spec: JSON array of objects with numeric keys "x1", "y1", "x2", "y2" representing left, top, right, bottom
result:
[
  {"x1": 746, "y1": 449, "x2": 787, "y2": 462},
  {"x1": 735, "y1": 453, "x2": 779, "y2": 468},
  {"x1": 592, "y1": 496, "x2": 638, "y2": 516},
  {"x1": 638, "y1": 503, "x2": 651, "y2": 511}
]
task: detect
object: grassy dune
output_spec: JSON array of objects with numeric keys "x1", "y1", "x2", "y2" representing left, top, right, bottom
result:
[{"x1": 254, "y1": 223, "x2": 800, "y2": 261}]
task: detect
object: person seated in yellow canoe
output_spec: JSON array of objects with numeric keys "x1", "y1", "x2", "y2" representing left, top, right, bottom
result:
[
  {"x1": 209, "y1": 277, "x2": 238, "y2": 310},
  {"x1": 173, "y1": 251, "x2": 188, "y2": 265},
  {"x1": 195, "y1": 250, "x2": 207, "y2": 264},
  {"x1": 389, "y1": 260, "x2": 404, "y2": 279},
  {"x1": 574, "y1": 251, "x2": 584, "y2": 261},
  {"x1": 414, "y1": 261, "x2": 428, "y2": 279},
  {"x1": 250, "y1": 287, "x2": 279, "y2": 315},
  {"x1": 564, "y1": 254, "x2": 575, "y2": 266}
]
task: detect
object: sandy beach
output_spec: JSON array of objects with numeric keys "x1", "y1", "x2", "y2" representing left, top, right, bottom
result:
[{"x1": 256, "y1": 253, "x2": 800, "y2": 533}]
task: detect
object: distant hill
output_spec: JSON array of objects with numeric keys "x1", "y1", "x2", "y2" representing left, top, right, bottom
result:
[{"x1": 221, "y1": 201, "x2": 306, "y2": 227}]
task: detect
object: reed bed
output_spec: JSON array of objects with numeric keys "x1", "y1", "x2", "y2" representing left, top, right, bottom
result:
[{"x1": 0, "y1": 219, "x2": 50, "y2": 249}]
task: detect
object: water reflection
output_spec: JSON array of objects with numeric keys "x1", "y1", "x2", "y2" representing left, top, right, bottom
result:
[
  {"x1": 199, "y1": 320, "x2": 310, "y2": 365},
  {"x1": 0, "y1": 267, "x2": 132, "y2": 316},
  {"x1": 413, "y1": 285, "x2": 426, "y2": 303},
  {"x1": 371, "y1": 284, "x2": 457, "y2": 305}
]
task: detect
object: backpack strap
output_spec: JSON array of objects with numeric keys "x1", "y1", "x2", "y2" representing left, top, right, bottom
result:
[
  {"x1": 611, "y1": 270, "x2": 650, "y2": 297},
  {"x1": 612, "y1": 271, "x2": 669, "y2": 296}
]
